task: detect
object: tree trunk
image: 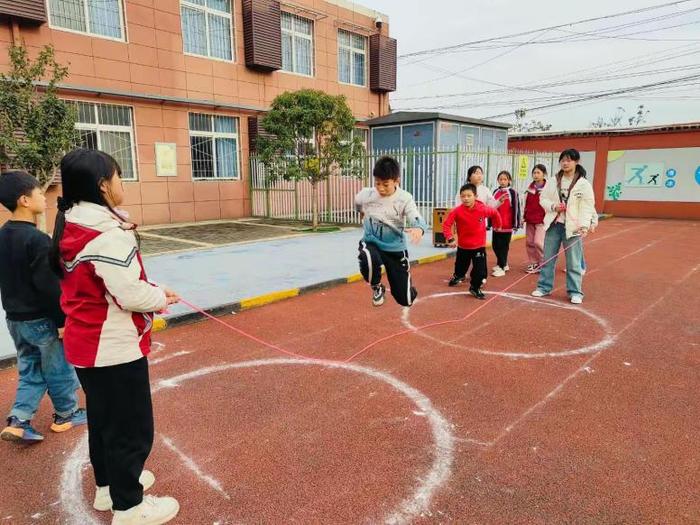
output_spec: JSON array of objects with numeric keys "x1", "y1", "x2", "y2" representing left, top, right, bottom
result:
[
  {"x1": 311, "y1": 180, "x2": 319, "y2": 231},
  {"x1": 36, "y1": 211, "x2": 47, "y2": 233},
  {"x1": 37, "y1": 178, "x2": 52, "y2": 233}
]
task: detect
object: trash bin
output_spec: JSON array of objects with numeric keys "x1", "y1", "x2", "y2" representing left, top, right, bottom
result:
[{"x1": 432, "y1": 208, "x2": 450, "y2": 247}]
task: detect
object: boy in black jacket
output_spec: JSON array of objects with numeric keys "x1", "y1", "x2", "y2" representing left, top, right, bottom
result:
[{"x1": 0, "y1": 171, "x2": 85, "y2": 443}]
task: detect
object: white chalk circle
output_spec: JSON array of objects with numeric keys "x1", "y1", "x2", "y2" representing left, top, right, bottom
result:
[
  {"x1": 401, "y1": 291, "x2": 614, "y2": 359},
  {"x1": 61, "y1": 358, "x2": 455, "y2": 525}
]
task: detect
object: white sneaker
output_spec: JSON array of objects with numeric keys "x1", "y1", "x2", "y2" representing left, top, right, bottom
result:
[
  {"x1": 581, "y1": 268, "x2": 587, "y2": 275},
  {"x1": 492, "y1": 267, "x2": 506, "y2": 277},
  {"x1": 491, "y1": 265, "x2": 500, "y2": 272},
  {"x1": 112, "y1": 495, "x2": 179, "y2": 525},
  {"x1": 531, "y1": 289, "x2": 550, "y2": 298},
  {"x1": 504, "y1": 265, "x2": 510, "y2": 271},
  {"x1": 570, "y1": 295, "x2": 583, "y2": 304},
  {"x1": 95, "y1": 470, "x2": 156, "y2": 511}
]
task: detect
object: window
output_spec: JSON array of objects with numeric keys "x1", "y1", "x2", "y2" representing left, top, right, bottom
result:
[
  {"x1": 338, "y1": 30, "x2": 366, "y2": 86},
  {"x1": 48, "y1": 0, "x2": 125, "y2": 40},
  {"x1": 340, "y1": 127, "x2": 368, "y2": 150},
  {"x1": 189, "y1": 113, "x2": 240, "y2": 180},
  {"x1": 480, "y1": 128, "x2": 494, "y2": 151},
  {"x1": 281, "y1": 12, "x2": 314, "y2": 76},
  {"x1": 72, "y1": 101, "x2": 137, "y2": 180},
  {"x1": 181, "y1": 0, "x2": 234, "y2": 61},
  {"x1": 353, "y1": 127, "x2": 368, "y2": 149}
]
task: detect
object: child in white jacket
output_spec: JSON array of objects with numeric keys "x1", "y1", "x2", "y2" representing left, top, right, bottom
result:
[{"x1": 531, "y1": 149, "x2": 595, "y2": 304}]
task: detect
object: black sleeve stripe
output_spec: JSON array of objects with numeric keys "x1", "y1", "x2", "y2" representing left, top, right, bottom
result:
[{"x1": 63, "y1": 247, "x2": 138, "y2": 273}]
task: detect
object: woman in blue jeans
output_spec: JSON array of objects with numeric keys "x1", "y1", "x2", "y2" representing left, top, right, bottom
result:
[{"x1": 531, "y1": 149, "x2": 596, "y2": 304}]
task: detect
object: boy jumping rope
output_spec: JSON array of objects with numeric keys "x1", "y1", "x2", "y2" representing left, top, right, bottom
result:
[{"x1": 355, "y1": 156, "x2": 427, "y2": 307}]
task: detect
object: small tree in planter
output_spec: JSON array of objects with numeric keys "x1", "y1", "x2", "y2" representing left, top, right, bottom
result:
[
  {"x1": 257, "y1": 89, "x2": 365, "y2": 231},
  {"x1": 0, "y1": 44, "x2": 77, "y2": 230}
]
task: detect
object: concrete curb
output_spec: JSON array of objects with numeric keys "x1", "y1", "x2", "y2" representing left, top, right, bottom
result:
[
  {"x1": 0, "y1": 223, "x2": 605, "y2": 367},
  {"x1": 155, "y1": 251, "x2": 456, "y2": 331},
  {"x1": 154, "y1": 233, "x2": 528, "y2": 333}
]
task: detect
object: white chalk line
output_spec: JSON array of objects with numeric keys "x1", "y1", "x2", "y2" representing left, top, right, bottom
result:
[
  {"x1": 584, "y1": 223, "x2": 644, "y2": 244},
  {"x1": 150, "y1": 350, "x2": 193, "y2": 366},
  {"x1": 400, "y1": 230, "x2": 668, "y2": 359},
  {"x1": 402, "y1": 291, "x2": 614, "y2": 359},
  {"x1": 54, "y1": 221, "x2": 682, "y2": 523},
  {"x1": 486, "y1": 262, "x2": 700, "y2": 448},
  {"x1": 160, "y1": 434, "x2": 231, "y2": 500},
  {"x1": 62, "y1": 358, "x2": 455, "y2": 525}
]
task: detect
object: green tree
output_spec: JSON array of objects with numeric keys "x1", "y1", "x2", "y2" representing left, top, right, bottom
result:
[
  {"x1": 257, "y1": 89, "x2": 365, "y2": 230},
  {"x1": 0, "y1": 44, "x2": 77, "y2": 229}
]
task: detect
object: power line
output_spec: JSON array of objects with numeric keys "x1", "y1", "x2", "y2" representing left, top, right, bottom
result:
[
  {"x1": 393, "y1": 62, "x2": 700, "y2": 104},
  {"x1": 405, "y1": 30, "x2": 548, "y2": 89},
  {"x1": 397, "y1": 76, "x2": 700, "y2": 112},
  {"x1": 482, "y1": 73, "x2": 700, "y2": 119},
  {"x1": 392, "y1": 42, "x2": 700, "y2": 103},
  {"x1": 401, "y1": 6, "x2": 700, "y2": 55},
  {"x1": 400, "y1": 9, "x2": 700, "y2": 89},
  {"x1": 397, "y1": 0, "x2": 693, "y2": 59},
  {"x1": 551, "y1": 17, "x2": 700, "y2": 42}
]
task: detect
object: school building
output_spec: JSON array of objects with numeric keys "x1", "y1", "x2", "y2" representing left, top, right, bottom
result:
[
  {"x1": 0, "y1": 0, "x2": 395, "y2": 227},
  {"x1": 509, "y1": 123, "x2": 700, "y2": 220}
]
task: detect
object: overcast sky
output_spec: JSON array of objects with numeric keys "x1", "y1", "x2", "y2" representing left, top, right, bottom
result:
[{"x1": 364, "y1": 0, "x2": 700, "y2": 130}]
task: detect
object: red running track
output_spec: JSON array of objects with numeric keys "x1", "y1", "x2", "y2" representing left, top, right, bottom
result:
[{"x1": 0, "y1": 218, "x2": 698, "y2": 524}]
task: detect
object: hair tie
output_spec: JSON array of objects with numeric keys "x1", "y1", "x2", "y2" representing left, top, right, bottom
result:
[{"x1": 57, "y1": 196, "x2": 73, "y2": 212}]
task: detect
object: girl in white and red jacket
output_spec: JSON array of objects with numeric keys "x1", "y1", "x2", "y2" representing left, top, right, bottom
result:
[
  {"x1": 491, "y1": 171, "x2": 521, "y2": 277},
  {"x1": 50, "y1": 149, "x2": 181, "y2": 525}
]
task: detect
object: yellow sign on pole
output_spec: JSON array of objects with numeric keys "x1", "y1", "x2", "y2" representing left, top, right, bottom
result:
[{"x1": 518, "y1": 155, "x2": 530, "y2": 180}]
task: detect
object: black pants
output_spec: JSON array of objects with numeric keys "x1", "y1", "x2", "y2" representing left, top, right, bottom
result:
[
  {"x1": 358, "y1": 241, "x2": 417, "y2": 306},
  {"x1": 454, "y1": 247, "x2": 487, "y2": 290},
  {"x1": 76, "y1": 357, "x2": 154, "y2": 511},
  {"x1": 492, "y1": 232, "x2": 513, "y2": 269}
]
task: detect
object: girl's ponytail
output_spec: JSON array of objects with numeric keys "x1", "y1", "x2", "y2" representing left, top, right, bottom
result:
[{"x1": 50, "y1": 196, "x2": 74, "y2": 277}]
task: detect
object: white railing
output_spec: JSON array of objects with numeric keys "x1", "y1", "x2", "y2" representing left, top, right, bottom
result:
[{"x1": 250, "y1": 147, "x2": 558, "y2": 227}]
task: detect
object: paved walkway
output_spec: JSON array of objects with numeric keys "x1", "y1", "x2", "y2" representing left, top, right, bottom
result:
[
  {"x1": 148, "y1": 228, "x2": 452, "y2": 318},
  {"x1": 1, "y1": 227, "x2": 458, "y2": 359}
]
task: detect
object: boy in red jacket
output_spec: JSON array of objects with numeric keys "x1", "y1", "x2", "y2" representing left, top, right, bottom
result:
[{"x1": 443, "y1": 183, "x2": 502, "y2": 299}]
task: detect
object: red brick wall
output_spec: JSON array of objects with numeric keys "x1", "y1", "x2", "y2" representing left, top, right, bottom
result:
[{"x1": 509, "y1": 130, "x2": 700, "y2": 220}]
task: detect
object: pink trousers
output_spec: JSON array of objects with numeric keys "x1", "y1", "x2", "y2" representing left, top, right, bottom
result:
[{"x1": 526, "y1": 223, "x2": 545, "y2": 265}]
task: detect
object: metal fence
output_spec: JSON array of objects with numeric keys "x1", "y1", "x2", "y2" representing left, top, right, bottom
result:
[{"x1": 250, "y1": 147, "x2": 559, "y2": 228}]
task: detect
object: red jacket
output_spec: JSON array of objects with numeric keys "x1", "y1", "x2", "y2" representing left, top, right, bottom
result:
[
  {"x1": 492, "y1": 187, "x2": 522, "y2": 232},
  {"x1": 443, "y1": 202, "x2": 502, "y2": 250},
  {"x1": 524, "y1": 181, "x2": 546, "y2": 224},
  {"x1": 59, "y1": 202, "x2": 166, "y2": 368}
]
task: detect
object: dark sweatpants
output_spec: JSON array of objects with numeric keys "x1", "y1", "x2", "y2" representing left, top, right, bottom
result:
[
  {"x1": 76, "y1": 356, "x2": 154, "y2": 511},
  {"x1": 454, "y1": 247, "x2": 487, "y2": 290},
  {"x1": 358, "y1": 240, "x2": 417, "y2": 307},
  {"x1": 492, "y1": 231, "x2": 513, "y2": 269}
]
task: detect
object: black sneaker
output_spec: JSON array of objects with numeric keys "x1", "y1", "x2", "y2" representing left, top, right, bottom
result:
[
  {"x1": 372, "y1": 284, "x2": 386, "y2": 307},
  {"x1": 469, "y1": 288, "x2": 486, "y2": 300},
  {"x1": 448, "y1": 276, "x2": 465, "y2": 287}
]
